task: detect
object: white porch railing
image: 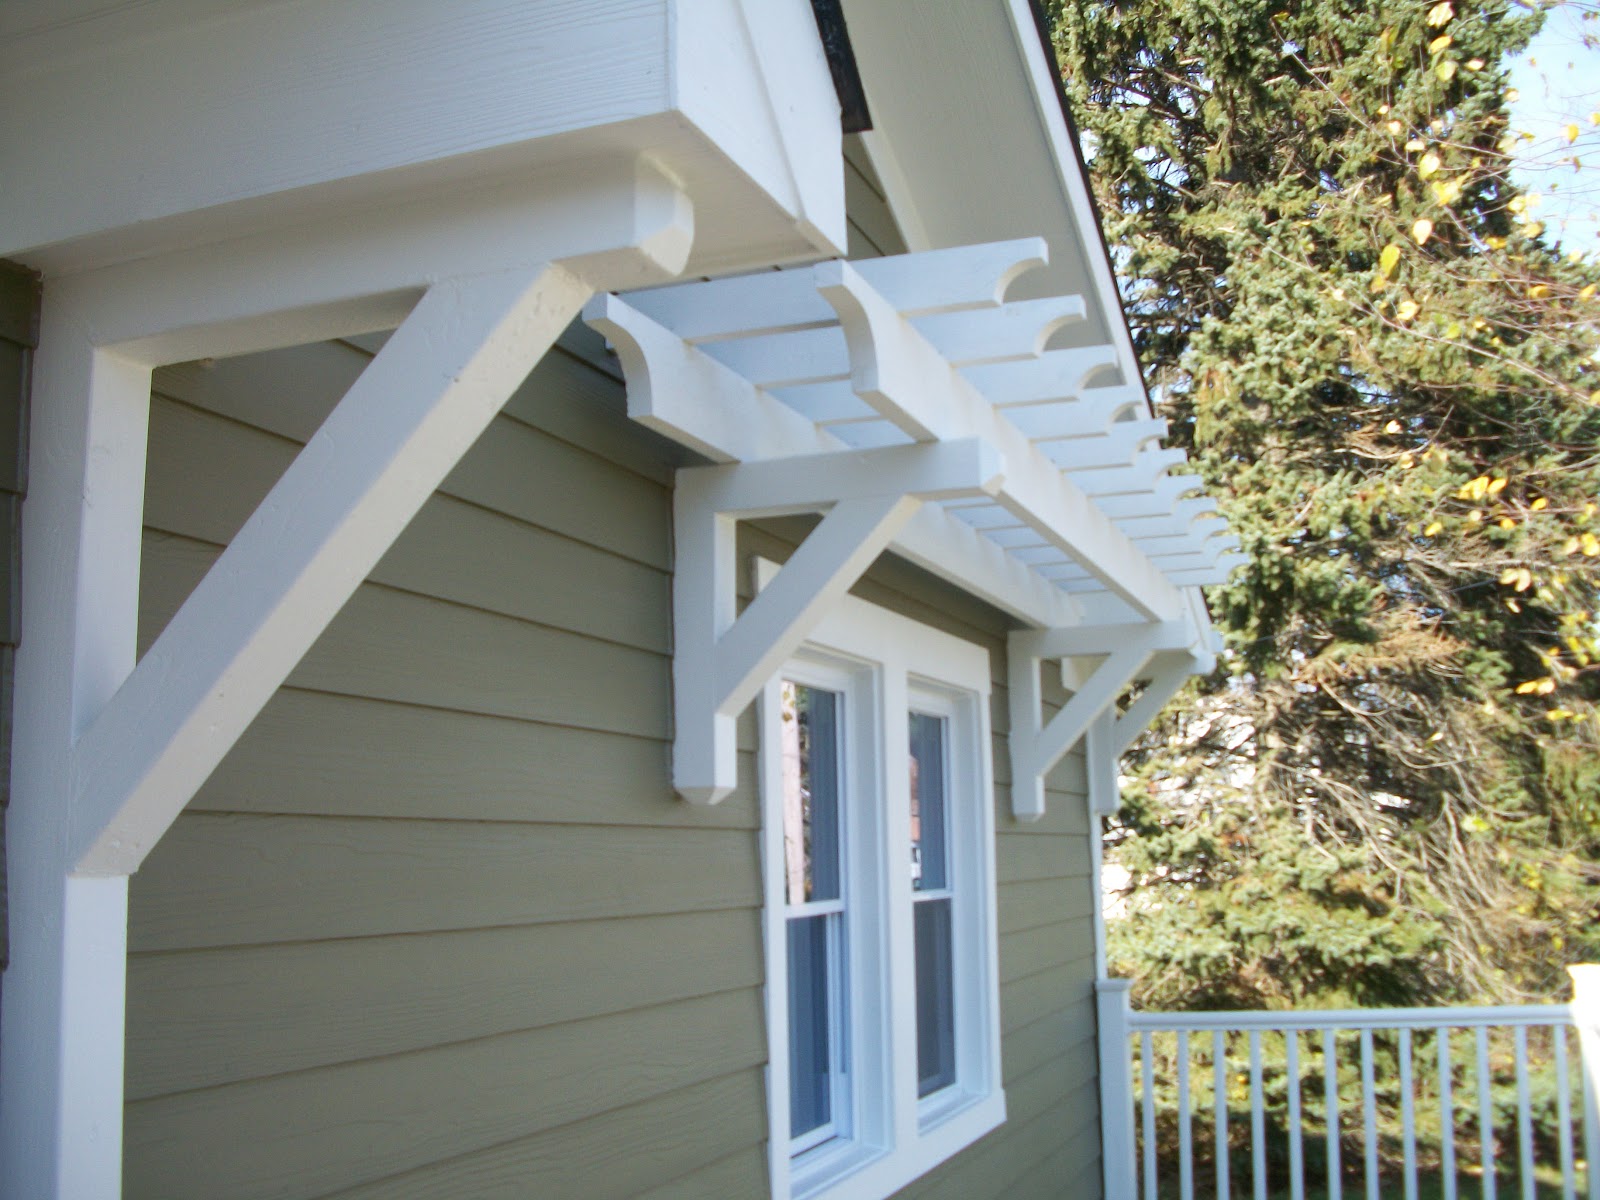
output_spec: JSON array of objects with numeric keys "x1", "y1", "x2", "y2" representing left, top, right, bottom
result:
[{"x1": 1098, "y1": 969, "x2": 1600, "y2": 1200}]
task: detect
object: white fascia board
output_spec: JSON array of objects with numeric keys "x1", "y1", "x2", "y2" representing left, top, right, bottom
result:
[{"x1": 2, "y1": 0, "x2": 842, "y2": 274}]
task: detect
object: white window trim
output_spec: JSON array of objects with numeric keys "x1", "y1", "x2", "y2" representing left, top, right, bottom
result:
[{"x1": 758, "y1": 570, "x2": 1006, "y2": 1200}]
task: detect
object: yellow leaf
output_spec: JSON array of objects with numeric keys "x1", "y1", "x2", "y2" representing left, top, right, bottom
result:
[
  {"x1": 1427, "y1": 1, "x2": 1453, "y2": 25},
  {"x1": 1500, "y1": 568, "x2": 1520, "y2": 585},
  {"x1": 1564, "y1": 537, "x2": 1581, "y2": 555},
  {"x1": 1469, "y1": 509, "x2": 1483, "y2": 523},
  {"x1": 1418, "y1": 153, "x2": 1442, "y2": 179},
  {"x1": 1429, "y1": 35, "x2": 1453, "y2": 54},
  {"x1": 1506, "y1": 88, "x2": 1521, "y2": 103},
  {"x1": 1390, "y1": 121, "x2": 1405, "y2": 136},
  {"x1": 1384, "y1": 419, "x2": 1402, "y2": 433},
  {"x1": 1567, "y1": 123, "x2": 1582, "y2": 144},
  {"x1": 1424, "y1": 521, "x2": 1444, "y2": 536},
  {"x1": 1437, "y1": 60, "x2": 1458, "y2": 82},
  {"x1": 1467, "y1": 58, "x2": 1485, "y2": 71},
  {"x1": 1486, "y1": 235, "x2": 1507, "y2": 249},
  {"x1": 1528, "y1": 284, "x2": 1549, "y2": 299},
  {"x1": 1590, "y1": 390, "x2": 1600, "y2": 405},
  {"x1": 1499, "y1": 517, "x2": 1516, "y2": 529},
  {"x1": 1379, "y1": 243, "x2": 1402, "y2": 275},
  {"x1": 1445, "y1": 321, "x2": 1463, "y2": 338},
  {"x1": 1370, "y1": 273, "x2": 1390, "y2": 294},
  {"x1": 1525, "y1": 221, "x2": 1544, "y2": 238},
  {"x1": 1412, "y1": 218, "x2": 1434, "y2": 245},
  {"x1": 1581, "y1": 284, "x2": 1596, "y2": 300},
  {"x1": 1592, "y1": 111, "x2": 1600, "y2": 126},
  {"x1": 1432, "y1": 178, "x2": 1462, "y2": 205},
  {"x1": 1404, "y1": 136, "x2": 1425, "y2": 150},
  {"x1": 1488, "y1": 477, "x2": 1507, "y2": 494},
  {"x1": 1397, "y1": 298, "x2": 1420, "y2": 321},
  {"x1": 1532, "y1": 497, "x2": 1547, "y2": 511},
  {"x1": 1516, "y1": 679, "x2": 1543, "y2": 694},
  {"x1": 1583, "y1": 532, "x2": 1600, "y2": 556}
]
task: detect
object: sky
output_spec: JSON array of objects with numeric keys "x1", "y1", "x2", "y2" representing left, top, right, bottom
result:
[{"x1": 1504, "y1": 2, "x2": 1600, "y2": 256}]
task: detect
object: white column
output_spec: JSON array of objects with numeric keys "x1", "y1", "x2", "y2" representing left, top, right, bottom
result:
[
  {"x1": 0, "y1": 296, "x2": 152, "y2": 1200},
  {"x1": 1097, "y1": 978, "x2": 1139, "y2": 1200}
]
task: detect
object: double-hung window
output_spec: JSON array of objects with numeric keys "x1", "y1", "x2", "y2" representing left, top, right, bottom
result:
[{"x1": 760, "y1": 577, "x2": 1005, "y2": 1200}]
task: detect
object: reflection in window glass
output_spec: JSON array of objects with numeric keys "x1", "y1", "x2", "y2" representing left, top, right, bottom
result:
[
  {"x1": 909, "y1": 710, "x2": 956, "y2": 1097},
  {"x1": 783, "y1": 681, "x2": 847, "y2": 1145},
  {"x1": 784, "y1": 682, "x2": 840, "y2": 905}
]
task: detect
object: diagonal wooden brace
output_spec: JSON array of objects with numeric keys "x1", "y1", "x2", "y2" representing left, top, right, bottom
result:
[
  {"x1": 68, "y1": 264, "x2": 594, "y2": 875},
  {"x1": 1007, "y1": 620, "x2": 1208, "y2": 821},
  {"x1": 672, "y1": 439, "x2": 1005, "y2": 803}
]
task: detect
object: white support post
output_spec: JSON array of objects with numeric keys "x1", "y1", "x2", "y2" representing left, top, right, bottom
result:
[
  {"x1": 0, "y1": 300, "x2": 152, "y2": 1200},
  {"x1": 1098, "y1": 978, "x2": 1140, "y2": 1200},
  {"x1": 670, "y1": 440, "x2": 1005, "y2": 803}
]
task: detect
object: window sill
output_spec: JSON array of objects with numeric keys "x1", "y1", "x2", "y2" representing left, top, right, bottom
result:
[{"x1": 790, "y1": 1090, "x2": 1007, "y2": 1200}]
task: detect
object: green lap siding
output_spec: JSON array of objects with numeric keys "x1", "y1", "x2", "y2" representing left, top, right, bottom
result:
[
  {"x1": 0, "y1": 261, "x2": 38, "y2": 983},
  {"x1": 124, "y1": 326, "x2": 1104, "y2": 1197}
]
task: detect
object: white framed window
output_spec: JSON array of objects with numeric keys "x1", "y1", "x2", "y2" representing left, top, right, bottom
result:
[{"x1": 759, "y1": 577, "x2": 1005, "y2": 1200}]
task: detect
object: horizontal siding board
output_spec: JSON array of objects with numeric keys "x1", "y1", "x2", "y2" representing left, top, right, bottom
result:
[
  {"x1": 844, "y1": 155, "x2": 908, "y2": 259},
  {"x1": 126, "y1": 908, "x2": 763, "y2": 1099},
  {"x1": 189, "y1": 688, "x2": 758, "y2": 829},
  {"x1": 144, "y1": 387, "x2": 669, "y2": 572},
  {"x1": 142, "y1": 473, "x2": 672, "y2": 656},
  {"x1": 1001, "y1": 959, "x2": 1095, "y2": 1036},
  {"x1": 996, "y1": 832, "x2": 1093, "y2": 885},
  {"x1": 316, "y1": 1068, "x2": 767, "y2": 1200},
  {"x1": 155, "y1": 334, "x2": 679, "y2": 486},
  {"x1": 1000, "y1": 917, "x2": 1096, "y2": 985},
  {"x1": 123, "y1": 988, "x2": 765, "y2": 1200},
  {"x1": 999, "y1": 878, "x2": 1091, "y2": 936},
  {"x1": 129, "y1": 814, "x2": 758, "y2": 951},
  {"x1": 634, "y1": 1146, "x2": 770, "y2": 1200},
  {"x1": 138, "y1": 538, "x2": 669, "y2": 737},
  {"x1": 1003, "y1": 1004, "x2": 1095, "y2": 1084}
]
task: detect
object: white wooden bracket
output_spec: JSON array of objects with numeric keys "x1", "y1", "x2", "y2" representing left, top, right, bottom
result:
[
  {"x1": 1007, "y1": 620, "x2": 1214, "y2": 821},
  {"x1": 3, "y1": 155, "x2": 693, "y2": 1200},
  {"x1": 672, "y1": 438, "x2": 1005, "y2": 803}
]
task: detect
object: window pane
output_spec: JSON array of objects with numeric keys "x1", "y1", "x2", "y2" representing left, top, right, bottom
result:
[
  {"x1": 908, "y1": 711, "x2": 947, "y2": 892},
  {"x1": 788, "y1": 914, "x2": 835, "y2": 1137},
  {"x1": 914, "y1": 897, "x2": 956, "y2": 1097},
  {"x1": 783, "y1": 682, "x2": 841, "y2": 905}
]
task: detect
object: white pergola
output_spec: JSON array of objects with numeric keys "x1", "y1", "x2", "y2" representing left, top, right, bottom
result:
[{"x1": 588, "y1": 239, "x2": 1237, "y2": 815}]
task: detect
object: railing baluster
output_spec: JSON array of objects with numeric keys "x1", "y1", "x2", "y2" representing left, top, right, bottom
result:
[
  {"x1": 1141, "y1": 1030, "x2": 1157, "y2": 1200},
  {"x1": 1326, "y1": 1028, "x2": 1343, "y2": 1200},
  {"x1": 1360, "y1": 1028, "x2": 1379, "y2": 1200},
  {"x1": 1478, "y1": 1024, "x2": 1497, "y2": 1200},
  {"x1": 1440, "y1": 1027, "x2": 1458, "y2": 1200},
  {"x1": 1515, "y1": 1025, "x2": 1534, "y2": 1200},
  {"x1": 1400, "y1": 1026, "x2": 1418, "y2": 1200},
  {"x1": 1556, "y1": 1024, "x2": 1576, "y2": 1200},
  {"x1": 1584, "y1": 1030, "x2": 1600, "y2": 1200},
  {"x1": 1287, "y1": 1030, "x2": 1305, "y2": 1200},
  {"x1": 1250, "y1": 1029, "x2": 1266, "y2": 1200},
  {"x1": 1215, "y1": 1029, "x2": 1230, "y2": 1200},
  {"x1": 1178, "y1": 1029, "x2": 1194, "y2": 1200}
]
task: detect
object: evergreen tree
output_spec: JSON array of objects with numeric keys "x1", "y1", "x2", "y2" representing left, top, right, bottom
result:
[{"x1": 1046, "y1": 0, "x2": 1600, "y2": 1008}]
